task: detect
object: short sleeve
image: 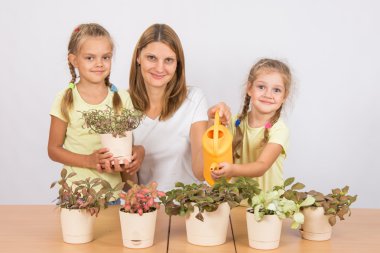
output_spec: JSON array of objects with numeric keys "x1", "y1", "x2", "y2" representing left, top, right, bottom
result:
[
  {"x1": 268, "y1": 120, "x2": 289, "y2": 156},
  {"x1": 188, "y1": 86, "x2": 208, "y2": 123},
  {"x1": 50, "y1": 89, "x2": 67, "y2": 122}
]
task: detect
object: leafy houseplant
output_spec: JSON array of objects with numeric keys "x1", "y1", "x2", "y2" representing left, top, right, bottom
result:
[
  {"x1": 299, "y1": 186, "x2": 357, "y2": 241},
  {"x1": 246, "y1": 178, "x2": 315, "y2": 250},
  {"x1": 161, "y1": 177, "x2": 260, "y2": 221},
  {"x1": 80, "y1": 106, "x2": 143, "y2": 163},
  {"x1": 161, "y1": 177, "x2": 260, "y2": 246},
  {"x1": 80, "y1": 105, "x2": 143, "y2": 137},
  {"x1": 278, "y1": 178, "x2": 358, "y2": 241},
  {"x1": 120, "y1": 180, "x2": 166, "y2": 215},
  {"x1": 119, "y1": 181, "x2": 165, "y2": 248},
  {"x1": 50, "y1": 168, "x2": 123, "y2": 244},
  {"x1": 304, "y1": 186, "x2": 357, "y2": 226}
]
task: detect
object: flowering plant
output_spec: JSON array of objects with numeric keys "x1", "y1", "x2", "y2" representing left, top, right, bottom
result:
[
  {"x1": 120, "y1": 181, "x2": 166, "y2": 216},
  {"x1": 50, "y1": 168, "x2": 124, "y2": 216}
]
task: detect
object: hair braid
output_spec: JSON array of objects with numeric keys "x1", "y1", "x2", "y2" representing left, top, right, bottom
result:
[
  {"x1": 261, "y1": 106, "x2": 282, "y2": 147},
  {"x1": 60, "y1": 61, "x2": 77, "y2": 122},
  {"x1": 104, "y1": 75, "x2": 122, "y2": 113},
  {"x1": 232, "y1": 93, "x2": 251, "y2": 160}
]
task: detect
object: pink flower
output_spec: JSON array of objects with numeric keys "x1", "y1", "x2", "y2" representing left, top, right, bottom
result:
[{"x1": 265, "y1": 122, "x2": 272, "y2": 129}]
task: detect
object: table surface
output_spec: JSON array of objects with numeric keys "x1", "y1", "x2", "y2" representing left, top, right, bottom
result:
[{"x1": 0, "y1": 205, "x2": 379, "y2": 253}]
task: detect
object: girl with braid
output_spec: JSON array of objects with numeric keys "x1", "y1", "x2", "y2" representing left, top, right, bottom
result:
[
  {"x1": 212, "y1": 59, "x2": 292, "y2": 192},
  {"x1": 48, "y1": 23, "x2": 144, "y2": 194}
]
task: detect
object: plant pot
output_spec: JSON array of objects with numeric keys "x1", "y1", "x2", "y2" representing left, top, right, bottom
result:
[
  {"x1": 100, "y1": 131, "x2": 132, "y2": 164},
  {"x1": 301, "y1": 207, "x2": 332, "y2": 241},
  {"x1": 185, "y1": 202, "x2": 230, "y2": 246},
  {"x1": 60, "y1": 208, "x2": 95, "y2": 244},
  {"x1": 119, "y1": 209, "x2": 157, "y2": 248},
  {"x1": 246, "y1": 210, "x2": 282, "y2": 250}
]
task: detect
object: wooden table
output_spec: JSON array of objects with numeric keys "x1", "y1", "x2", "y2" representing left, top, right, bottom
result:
[{"x1": 0, "y1": 206, "x2": 379, "y2": 253}]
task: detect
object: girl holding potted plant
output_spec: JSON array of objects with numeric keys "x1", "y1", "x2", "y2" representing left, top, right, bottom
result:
[
  {"x1": 126, "y1": 24, "x2": 231, "y2": 191},
  {"x1": 48, "y1": 23, "x2": 144, "y2": 196},
  {"x1": 211, "y1": 59, "x2": 293, "y2": 192}
]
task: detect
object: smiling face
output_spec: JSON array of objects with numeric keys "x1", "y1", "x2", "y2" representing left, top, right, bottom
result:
[
  {"x1": 69, "y1": 36, "x2": 113, "y2": 86},
  {"x1": 137, "y1": 42, "x2": 177, "y2": 90},
  {"x1": 247, "y1": 70, "x2": 286, "y2": 116}
]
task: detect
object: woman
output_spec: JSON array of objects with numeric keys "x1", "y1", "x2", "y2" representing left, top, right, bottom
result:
[{"x1": 128, "y1": 24, "x2": 230, "y2": 191}]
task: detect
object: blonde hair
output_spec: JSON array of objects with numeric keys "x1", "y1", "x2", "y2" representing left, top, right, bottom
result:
[
  {"x1": 232, "y1": 58, "x2": 292, "y2": 160},
  {"x1": 129, "y1": 24, "x2": 187, "y2": 121},
  {"x1": 61, "y1": 23, "x2": 122, "y2": 122}
]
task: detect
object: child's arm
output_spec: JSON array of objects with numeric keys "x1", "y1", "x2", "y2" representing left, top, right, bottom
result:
[
  {"x1": 47, "y1": 116, "x2": 116, "y2": 172},
  {"x1": 212, "y1": 143, "x2": 283, "y2": 179}
]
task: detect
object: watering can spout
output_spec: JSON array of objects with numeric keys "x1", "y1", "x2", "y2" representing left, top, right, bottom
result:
[{"x1": 202, "y1": 111, "x2": 233, "y2": 185}]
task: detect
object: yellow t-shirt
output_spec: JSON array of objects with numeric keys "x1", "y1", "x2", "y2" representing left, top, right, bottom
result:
[
  {"x1": 50, "y1": 86, "x2": 133, "y2": 188},
  {"x1": 229, "y1": 115, "x2": 289, "y2": 192}
]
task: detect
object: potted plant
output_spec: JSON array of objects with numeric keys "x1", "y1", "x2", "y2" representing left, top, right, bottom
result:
[
  {"x1": 80, "y1": 105, "x2": 143, "y2": 163},
  {"x1": 50, "y1": 168, "x2": 123, "y2": 244},
  {"x1": 119, "y1": 180, "x2": 165, "y2": 248},
  {"x1": 161, "y1": 177, "x2": 260, "y2": 246},
  {"x1": 299, "y1": 186, "x2": 357, "y2": 241},
  {"x1": 247, "y1": 178, "x2": 315, "y2": 250}
]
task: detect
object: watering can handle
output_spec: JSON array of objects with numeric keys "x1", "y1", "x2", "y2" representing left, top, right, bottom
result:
[{"x1": 213, "y1": 111, "x2": 220, "y2": 153}]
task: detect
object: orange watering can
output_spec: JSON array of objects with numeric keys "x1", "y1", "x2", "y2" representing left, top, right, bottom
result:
[{"x1": 202, "y1": 111, "x2": 233, "y2": 185}]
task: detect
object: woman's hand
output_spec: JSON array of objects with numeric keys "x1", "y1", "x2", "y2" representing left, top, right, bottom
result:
[
  {"x1": 125, "y1": 145, "x2": 145, "y2": 175},
  {"x1": 207, "y1": 102, "x2": 231, "y2": 126}
]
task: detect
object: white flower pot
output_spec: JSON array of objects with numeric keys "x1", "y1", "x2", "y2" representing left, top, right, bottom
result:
[
  {"x1": 119, "y1": 209, "x2": 157, "y2": 248},
  {"x1": 185, "y1": 202, "x2": 230, "y2": 246},
  {"x1": 301, "y1": 207, "x2": 332, "y2": 241},
  {"x1": 60, "y1": 208, "x2": 95, "y2": 244},
  {"x1": 100, "y1": 131, "x2": 132, "y2": 163},
  {"x1": 246, "y1": 210, "x2": 282, "y2": 250}
]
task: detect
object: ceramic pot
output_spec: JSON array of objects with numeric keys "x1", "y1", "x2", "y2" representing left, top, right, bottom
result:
[
  {"x1": 100, "y1": 131, "x2": 132, "y2": 164},
  {"x1": 185, "y1": 202, "x2": 230, "y2": 246},
  {"x1": 301, "y1": 207, "x2": 332, "y2": 241},
  {"x1": 60, "y1": 208, "x2": 95, "y2": 244},
  {"x1": 246, "y1": 210, "x2": 282, "y2": 250},
  {"x1": 119, "y1": 209, "x2": 157, "y2": 248}
]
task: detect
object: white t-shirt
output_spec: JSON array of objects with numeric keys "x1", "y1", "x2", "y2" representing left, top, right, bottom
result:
[{"x1": 134, "y1": 86, "x2": 208, "y2": 191}]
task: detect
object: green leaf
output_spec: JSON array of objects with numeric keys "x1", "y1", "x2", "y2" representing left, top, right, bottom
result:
[
  {"x1": 291, "y1": 183, "x2": 305, "y2": 190},
  {"x1": 60, "y1": 169, "x2": 67, "y2": 178},
  {"x1": 300, "y1": 195, "x2": 315, "y2": 207},
  {"x1": 283, "y1": 177, "x2": 295, "y2": 187}
]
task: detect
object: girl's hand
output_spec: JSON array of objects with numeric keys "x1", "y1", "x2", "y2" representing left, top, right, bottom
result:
[
  {"x1": 211, "y1": 162, "x2": 235, "y2": 179},
  {"x1": 207, "y1": 102, "x2": 231, "y2": 126},
  {"x1": 125, "y1": 145, "x2": 145, "y2": 175},
  {"x1": 89, "y1": 148, "x2": 113, "y2": 172}
]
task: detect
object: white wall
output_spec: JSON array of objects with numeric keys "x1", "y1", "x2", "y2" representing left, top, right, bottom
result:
[{"x1": 0, "y1": 0, "x2": 379, "y2": 207}]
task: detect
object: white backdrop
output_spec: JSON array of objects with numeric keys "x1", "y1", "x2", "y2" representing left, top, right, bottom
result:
[{"x1": 0, "y1": 0, "x2": 379, "y2": 207}]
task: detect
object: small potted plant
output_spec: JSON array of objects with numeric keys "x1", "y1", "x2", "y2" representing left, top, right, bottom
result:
[
  {"x1": 50, "y1": 168, "x2": 123, "y2": 244},
  {"x1": 247, "y1": 178, "x2": 315, "y2": 250},
  {"x1": 119, "y1": 180, "x2": 165, "y2": 248},
  {"x1": 80, "y1": 105, "x2": 143, "y2": 163},
  {"x1": 299, "y1": 186, "x2": 357, "y2": 241},
  {"x1": 161, "y1": 177, "x2": 260, "y2": 246}
]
